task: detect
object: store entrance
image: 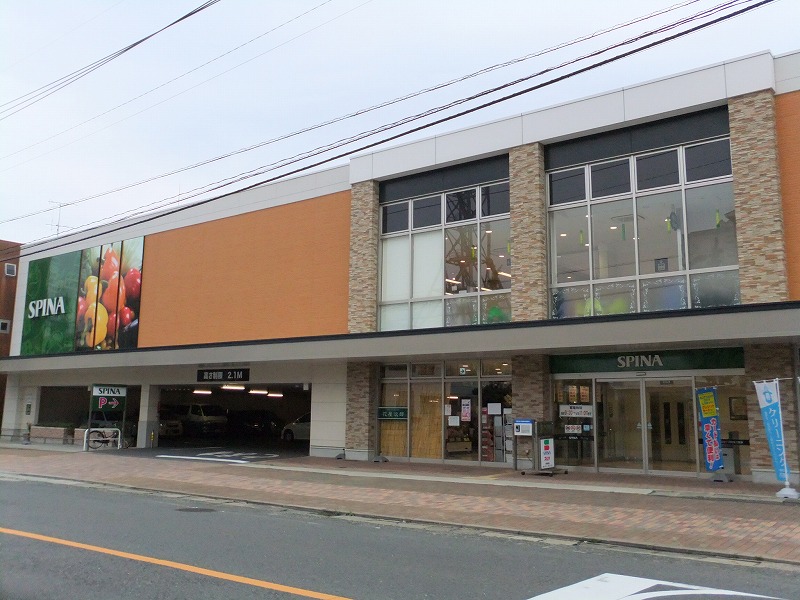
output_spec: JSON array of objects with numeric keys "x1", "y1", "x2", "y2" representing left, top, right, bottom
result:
[{"x1": 597, "y1": 379, "x2": 696, "y2": 473}]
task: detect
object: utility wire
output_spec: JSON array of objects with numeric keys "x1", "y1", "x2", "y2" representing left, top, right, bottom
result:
[
  {"x1": 1, "y1": 0, "x2": 775, "y2": 261},
  {"x1": 0, "y1": 0, "x2": 336, "y2": 161},
  {"x1": 70, "y1": 0, "x2": 754, "y2": 225},
  {"x1": 0, "y1": 0, "x2": 223, "y2": 120},
  {"x1": 0, "y1": 0, "x2": 702, "y2": 225}
]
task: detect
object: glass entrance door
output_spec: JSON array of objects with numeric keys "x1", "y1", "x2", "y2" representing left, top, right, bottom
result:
[
  {"x1": 645, "y1": 379, "x2": 697, "y2": 472},
  {"x1": 597, "y1": 380, "x2": 644, "y2": 470},
  {"x1": 596, "y1": 378, "x2": 696, "y2": 473}
]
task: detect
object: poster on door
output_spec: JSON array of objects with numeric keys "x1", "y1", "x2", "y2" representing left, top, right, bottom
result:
[{"x1": 461, "y1": 399, "x2": 471, "y2": 422}]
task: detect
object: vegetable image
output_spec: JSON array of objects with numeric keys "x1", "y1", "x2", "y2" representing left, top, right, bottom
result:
[{"x1": 83, "y1": 302, "x2": 108, "y2": 348}]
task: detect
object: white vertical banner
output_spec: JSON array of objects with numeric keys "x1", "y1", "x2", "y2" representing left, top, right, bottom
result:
[{"x1": 753, "y1": 378, "x2": 799, "y2": 499}]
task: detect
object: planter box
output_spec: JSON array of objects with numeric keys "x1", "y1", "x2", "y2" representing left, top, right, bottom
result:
[{"x1": 29, "y1": 426, "x2": 75, "y2": 445}]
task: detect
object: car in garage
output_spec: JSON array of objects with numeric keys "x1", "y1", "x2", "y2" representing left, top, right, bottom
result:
[
  {"x1": 158, "y1": 407, "x2": 183, "y2": 438},
  {"x1": 168, "y1": 403, "x2": 228, "y2": 436},
  {"x1": 281, "y1": 412, "x2": 311, "y2": 442},
  {"x1": 227, "y1": 409, "x2": 283, "y2": 438}
]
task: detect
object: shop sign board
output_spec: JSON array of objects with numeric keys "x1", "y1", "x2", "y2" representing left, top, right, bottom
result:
[
  {"x1": 549, "y1": 348, "x2": 744, "y2": 373},
  {"x1": 197, "y1": 368, "x2": 250, "y2": 382},
  {"x1": 91, "y1": 385, "x2": 127, "y2": 412},
  {"x1": 513, "y1": 419, "x2": 533, "y2": 436},
  {"x1": 696, "y1": 386, "x2": 723, "y2": 472},
  {"x1": 540, "y1": 437, "x2": 555, "y2": 469},
  {"x1": 21, "y1": 237, "x2": 144, "y2": 355},
  {"x1": 559, "y1": 404, "x2": 593, "y2": 418},
  {"x1": 378, "y1": 407, "x2": 408, "y2": 420}
]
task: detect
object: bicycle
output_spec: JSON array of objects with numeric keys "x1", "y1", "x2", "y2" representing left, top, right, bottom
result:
[{"x1": 87, "y1": 428, "x2": 131, "y2": 449}]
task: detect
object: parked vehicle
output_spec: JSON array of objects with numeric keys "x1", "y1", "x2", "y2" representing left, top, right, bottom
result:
[
  {"x1": 79, "y1": 410, "x2": 137, "y2": 443},
  {"x1": 168, "y1": 404, "x2": 227, "y2": 436},
  {"x1": 281, "y1": 413, "x2": 311, "y2": 442},
  {"x1": 227, "y1": 410, "x2": 283, "y2": 438},
  {"x1": 158, "y1": 407, "x2": 183, "y2": 438}
]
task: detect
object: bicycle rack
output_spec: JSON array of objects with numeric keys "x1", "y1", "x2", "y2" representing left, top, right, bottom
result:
[{"x1": 83, "y1": 428, "x2": 122, "y2": 451}]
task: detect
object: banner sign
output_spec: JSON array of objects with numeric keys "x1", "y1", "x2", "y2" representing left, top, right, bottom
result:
[
  {"x1": 696, "y1": 386, "x2": 723, "y2": 472},
  {"x1": 754, "y1": 379, "x2": 790, "y2": 482},
  {"x1": 21, "y1": 236, "x2": 144, "y2": 355},
  {"x1": 91, "y1": 385, "x2": 127, "y2": 412}
]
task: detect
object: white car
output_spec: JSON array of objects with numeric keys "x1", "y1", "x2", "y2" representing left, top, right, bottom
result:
[{"x1": 281, "y1": 413, "x2": 310, "y2": 442}]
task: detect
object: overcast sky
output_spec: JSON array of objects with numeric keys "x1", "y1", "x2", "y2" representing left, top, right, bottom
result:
[{"x1": 1, "y1": 0, "x2": 798, "y2": 247}]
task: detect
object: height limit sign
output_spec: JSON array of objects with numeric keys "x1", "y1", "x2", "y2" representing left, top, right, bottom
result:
[{"x1": 91, "y1": 385, "x2": 127, "y2": 412}]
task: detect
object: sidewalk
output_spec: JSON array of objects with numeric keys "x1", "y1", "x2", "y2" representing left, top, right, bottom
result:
[{"x1": 1, "y1": 443, "x2": 799, "y2": 566}]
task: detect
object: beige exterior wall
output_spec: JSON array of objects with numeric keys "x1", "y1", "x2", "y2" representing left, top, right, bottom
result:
[
  {"x1": 348, "y1": 181, "x2": 380, "y2": 334},
  {"x1": 729, "y1": 91, "x2": 789, "y2": 304},
  {"x1": 510, "y1": 143, "x2": 549, "y2": 322}
]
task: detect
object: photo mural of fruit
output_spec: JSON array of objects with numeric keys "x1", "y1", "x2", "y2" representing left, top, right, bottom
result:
[{"x1": 74, "y1": 236, "x2": 143, "y2": 351}]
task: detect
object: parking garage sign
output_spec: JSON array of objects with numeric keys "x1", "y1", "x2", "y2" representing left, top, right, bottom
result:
[{"x1": 91, "y1": 385, "x2": 127, "y2": 412}]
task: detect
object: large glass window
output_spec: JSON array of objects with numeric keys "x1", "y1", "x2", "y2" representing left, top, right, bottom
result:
[
  {"x1": 380, "y1": 180, "x2": 510, "y2": 331},
  {"x1": 548, "y1": 138, "x2": 737, "y2": 318},
  {"x1": 379, "y1": 359, "x2": 511, "y2": 463}
]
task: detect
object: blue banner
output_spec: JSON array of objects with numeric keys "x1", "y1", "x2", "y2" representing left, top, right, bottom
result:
[
  {"x1": 696, "y1": 387, "x2": 723, "y2": 472},
  {"x1": 754, "y1": 380, "x2": 790, "y2": 482}
]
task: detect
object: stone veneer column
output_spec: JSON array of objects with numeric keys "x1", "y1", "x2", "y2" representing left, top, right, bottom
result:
[
  {"x1": 349, "y1": 180, "x2": 380, "y2": 333},
  {"x1": 744, "y1": 345, "x2": 799, "y2": 484},
  {"x1": 345, "y1": 361, "x2": 378, "y2": 461},
  {"x1": 511, "y1": 355, "x2": 551, "y2": 468},
  {"x1": 509, "y1": 143, "x2": 549, "y2": 322},
  {"x1": 729, "y1": 91, "x2": 789, "y2": 303}
]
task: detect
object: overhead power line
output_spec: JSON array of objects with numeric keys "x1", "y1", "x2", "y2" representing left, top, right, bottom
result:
[
  {"x1": 0, "y1": 0, "x2": 775, "y2": 262},
  {"x1": 0, "y1": 0, "x2": 223, "y2": 121},
  {"x1": 0, "y1": 0, "x2": 338, "y2": 162},
  {"x1": 0, "y1": 0, "x2": 702, "y2": 226}
]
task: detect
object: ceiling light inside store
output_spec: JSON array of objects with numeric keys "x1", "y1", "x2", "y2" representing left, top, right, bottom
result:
[
  {"x1": 221, "y1": 384, "x2": 245, "y2": 391},
  {"x1": 193, "y1": 389, "x2": 212, "y2": 395},
  {"x1": 267, "y1": 392, "x2": 284, "y2": 398},
  {"x1": 249, "y1": 389, "x2": 270, "y2": 395}
]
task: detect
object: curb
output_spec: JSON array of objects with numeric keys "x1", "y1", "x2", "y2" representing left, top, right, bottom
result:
[{"x1": 5, "y1": 471, "x2": 799, "y2": 569}]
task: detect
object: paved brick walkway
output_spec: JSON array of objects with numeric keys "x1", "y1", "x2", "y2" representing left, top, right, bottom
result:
[{"x1": 1, "y1": 446, "x2": 799, "y2": 565}]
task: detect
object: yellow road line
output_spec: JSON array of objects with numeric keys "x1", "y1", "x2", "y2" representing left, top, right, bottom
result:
[{"x1": 0, "y1": 526, "x2": 352, "y2": 600}]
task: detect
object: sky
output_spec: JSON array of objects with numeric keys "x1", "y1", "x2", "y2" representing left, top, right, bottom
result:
[{"x1": 0, "y1": 0, "x2": 798, "y2": 248}]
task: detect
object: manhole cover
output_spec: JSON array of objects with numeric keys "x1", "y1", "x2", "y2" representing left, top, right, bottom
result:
[{"x1": 176, "y1": 507, "x2": 216, "y2": 513}]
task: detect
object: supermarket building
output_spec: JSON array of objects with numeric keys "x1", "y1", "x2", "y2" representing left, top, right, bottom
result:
[{"x1": 1, "y1": 50, "x2": 799, "y2": 484}]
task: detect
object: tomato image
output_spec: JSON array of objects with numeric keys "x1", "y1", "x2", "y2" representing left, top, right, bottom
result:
[
  {"x1": 101, "y1": 272, "x2": 126, "y2": 314},
  {"x1": 83, "y1": 302, "x2": 109, "y2": 348},
  {"x1": 123, "y1": 268, "x2": 141, "y2": 301},
  {"x1": 100, "y1": 247, "x2": 120, "y2": 283},
  {"x1": 107, "y1": 312, "x2": 118, "y2": 339},
  {"x1": 119, "y1": 306, "x2": 135, "y2": 328}
]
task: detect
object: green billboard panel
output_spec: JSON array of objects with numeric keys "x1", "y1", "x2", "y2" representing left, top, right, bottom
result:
[{"x1": 21, "y1": 251, "x2": 81, "y2": 355}]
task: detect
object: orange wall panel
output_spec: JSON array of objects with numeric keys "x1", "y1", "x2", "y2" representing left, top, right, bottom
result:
[
  {"x1": 777, "y1": 91, "x2": 800, "y2": 300},
  {"x1": 137, "y1": 191, "x2": 351, "y2": 347}
]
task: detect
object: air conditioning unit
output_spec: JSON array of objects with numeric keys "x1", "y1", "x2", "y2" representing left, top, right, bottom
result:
[{"x1": 4, "y1": 263, "x2": 16, "y2": 277}]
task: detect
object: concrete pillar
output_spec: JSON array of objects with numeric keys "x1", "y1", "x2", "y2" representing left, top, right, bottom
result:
[
  {"x1": 510, "y1": 142, "x2": 548, "y2": 322},
  {"x1": 136, "y1": 385, "x2": 160, "y2": 448},
  {"x1": 345, "y1": 361, "x2": 378, "y2": 461},
  {"x1": 511, "y1": 354, "x2": 550, "y2": 469},
  {"x1": 349, "y1": 180, "x2": 380, "y2": 333},
  {"x1": 729, "y1": 90, "x2": 789, "y2": 303}
]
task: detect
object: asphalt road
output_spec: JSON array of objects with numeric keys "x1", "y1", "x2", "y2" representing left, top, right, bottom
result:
[{"x1": 1, "y1": 477, "x2": 797, "y2": 600}]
